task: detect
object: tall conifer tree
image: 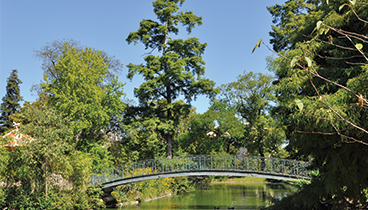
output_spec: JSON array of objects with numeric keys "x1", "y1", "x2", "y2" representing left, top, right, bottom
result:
[
  {"x1": 0, "y1": 69, "x2": 23, "y2": 133},
  {"x1": 126, "y1": 0, "x2": 217, "y2": 158}
]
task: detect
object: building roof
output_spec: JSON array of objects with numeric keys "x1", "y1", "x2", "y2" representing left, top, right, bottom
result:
[{"x1": 2, "y1": 122, "x2": 34, "y2": 151}]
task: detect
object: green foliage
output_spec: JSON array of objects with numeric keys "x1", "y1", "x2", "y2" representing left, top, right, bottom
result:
[
  {"x1": 34, "y1": 38, "x2": 123, "y2": 87},
  {"x1": 204, "y1": 175, "x2": 216, "y2": 183},
  {"x1": 267, "y1": 0, "x2": 322, "y2": 52},
  {"x1": 218, "y1": 71, "x2": 285, "y2": 157},
  {"x1": 217, "y1": 176, "x2": 229, "y2": 182},
  {"x1": 0, "y1": 69, "x2": 23, "y2": 134},
  {"x1": 20, "y1": 103, "x2": 74, "y2": 168},
  {"x1": 111, "y1": 189, "x2": 128, "y2": 203},
  {"x1": 0, "y1": 147, "x2": 8, "y2": 208},
  {"x1": 177, "y1": 101, "x2": 245, "y2": 155},
  {"x1": 0, "y1": 146, "x2": 8, "y2": 179},
  {"x1": 67, "y1": 150, "x2": 93, "y2": 192},
  {"x1": 269, "y1": 146, "x2": 289, "y2": 159},
  {"x1": 252, "y1": 39, "x2": 263, "y2": 53},
  {"x1": 172, "y1": 176, "x2": 195, "y2": 194},
  {"x1": 176, "y1": 105, "x2": 197, "y2": 136},
  {"x1": 295, "y1": 99, "x2": 303, "y2": 111},
  {"x1": 1, "y1": 101, "x2": 105, "y2": 209},
  {"x1": 3, "y1": 104, "x2": 73, "y2": 208},
  {"x1": 266, "y1": 0, "x2": 368, "y2": 208},
  {"x1": 126, "y1": 0, "x2": 217, "y2": 158},
  {"x1": 41, "y1": 42, "x2": 126, "y2": 150},
  {"x1": 111, "y1": 176, "x2": 193, "y2": 203},
  {"x1": 88, "y1": 143, "x2": 114, "y2": 173},
  {"x1": 117, "y1": 110, "x2": 166, "y2": 163}
]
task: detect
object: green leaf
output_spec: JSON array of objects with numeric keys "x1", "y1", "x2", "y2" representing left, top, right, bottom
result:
[
  {"x1": 326, "y1": 0, "x2": 329, "y2": 4},
  {"x1": 291, "y1": 56, "x2": 298, "y2": 68},
  {"x1": 305, "y1": 57, "x2": 312, "y2": 67},
  {"x1": 295, "y1": 99, "x2": 303, "y2": 111},
  {"x1": 355, "y1": 43, "x2": 363, "y2": 50},
  {"x1": 339, "y1": 4, "x2": 346, "y2": 11},
  {"x1": 350, "y1": 0, "x2": 356, "y2": 5},
  {"x1": 323, "y1": 27, "x2": 330, "y2": 35},
  {"x1": 316, "y1": 21, "x2": 323, "y2": 30},
  {"x1": 252, "y1": 39, "x2": 262, "y2": 53}
]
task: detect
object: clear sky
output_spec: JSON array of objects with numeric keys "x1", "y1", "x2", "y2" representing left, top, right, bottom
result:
[{"x1": 1, "y1": 0, "x2": 285, "y2": 114}]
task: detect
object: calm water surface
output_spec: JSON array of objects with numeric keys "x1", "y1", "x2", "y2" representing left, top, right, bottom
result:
[{"x1": 116, "y1": 181, "x2": 295, "y2": 210}]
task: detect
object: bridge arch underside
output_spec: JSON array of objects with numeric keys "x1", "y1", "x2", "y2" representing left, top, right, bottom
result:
[{"x1": 102, "y1": 170, "x2": 307, "y2": 189}]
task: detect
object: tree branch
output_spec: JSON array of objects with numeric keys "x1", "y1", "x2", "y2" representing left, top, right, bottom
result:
[
  {"x1": 348, "y1": 4, "x2": 368, "y2": 24},
  {"x1": 330, "y1": 120, "x2": 368, "y2": 146}
]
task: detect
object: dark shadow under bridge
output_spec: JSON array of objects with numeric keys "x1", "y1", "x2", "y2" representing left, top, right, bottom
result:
[{"x1": 91, "y1": 155, "x2": 311, "y2": 189}]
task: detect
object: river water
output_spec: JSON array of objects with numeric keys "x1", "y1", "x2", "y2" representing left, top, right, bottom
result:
[{"x1": 116, "y1": 179, "x2": 295, "y2": 210}]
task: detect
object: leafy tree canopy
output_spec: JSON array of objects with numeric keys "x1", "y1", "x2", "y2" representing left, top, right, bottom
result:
[
  {"x1": 34, "y1": 39, "x2": 123, "y2": 85},
  {"x1": 177, "y1": 101, "x2": 245, "y2": 155},
  {"x1": 41, "y1": 42, "x2": 126, "y2": 150},
  {"x1": 218, "y1": 71, "x2": 285, "y2": 158}
]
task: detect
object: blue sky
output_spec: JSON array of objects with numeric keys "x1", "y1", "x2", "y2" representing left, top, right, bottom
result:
[{"x1": 1, "y1": 0, "x2": 285, "y2": 114}]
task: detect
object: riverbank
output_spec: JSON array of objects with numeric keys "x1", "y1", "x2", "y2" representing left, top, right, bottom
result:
[{"x1": 117, "y1": 192, "x2": 173, "y2": 208}]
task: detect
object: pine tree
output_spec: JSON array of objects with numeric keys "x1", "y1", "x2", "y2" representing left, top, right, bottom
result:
[{"x1": 0, "y1": 69, "x2": 23, "y2": 134}]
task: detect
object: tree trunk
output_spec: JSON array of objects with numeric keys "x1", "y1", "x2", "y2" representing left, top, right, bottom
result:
[
  {"x1": 166, "y1": 134, "x2": 172, "y2": 159},
  {"x1": 45, "y1": 159, "x2": 48, "y2": 199},
  {"x1": 163, "y1": 17, "x2": 172, "y2": 159}
]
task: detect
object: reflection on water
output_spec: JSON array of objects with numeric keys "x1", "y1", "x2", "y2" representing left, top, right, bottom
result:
[{"x1": 113, "y1": 181, "x2": 295, "y2": 210}]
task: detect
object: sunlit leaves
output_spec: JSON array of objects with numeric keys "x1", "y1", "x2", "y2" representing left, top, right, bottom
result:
[
  {"x1": 339, "y1": 4, "x2": 346, "y2": 11},
  {"x1": 291, "y1": 56, "x2": 299, "y2": 68},
  {"x1": 42, "y1": 42, "x2": 125, "y2": 149},
  {"x1": 290, "y1": 56, "x2": 312, "y2": 68},
  {"x1": 355, "y1": 43, "x2": 363, "y2": 51},
  {"x1": 252, "y1": 39, "x2": 262, "y2": 53},
  {"x1": 305, "y1": 57, "x2": 312, "y2": 67},
  {"x1": 316, "y1": 21, "x2": 323, "y2": 30},
  {"x1": 295, "y1": 99, "x2": 304, "y2": 111}
]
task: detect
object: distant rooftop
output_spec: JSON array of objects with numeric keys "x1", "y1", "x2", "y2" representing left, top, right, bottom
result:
[{"x1": 2, "y1": 122, "x2": 34, "y2": 151}]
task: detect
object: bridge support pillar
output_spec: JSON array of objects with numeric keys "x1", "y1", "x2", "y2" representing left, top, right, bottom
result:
[{"x1": 102, "y1": 187, "x2": 117, "y2": 208}]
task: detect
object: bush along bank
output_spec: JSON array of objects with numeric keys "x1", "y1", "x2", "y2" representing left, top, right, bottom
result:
[{"x1": 109, "y1": 176, "x2": 194, "y2": 208}]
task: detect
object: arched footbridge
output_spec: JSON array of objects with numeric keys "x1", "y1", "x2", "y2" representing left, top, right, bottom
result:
[{"x1": 91, "y1": 155, "x2": 311, "y2": 189}]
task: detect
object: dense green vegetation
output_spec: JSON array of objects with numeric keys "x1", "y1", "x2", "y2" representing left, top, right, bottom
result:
[
  {"x1": 1, "y1": 0, "x2": 368, "y2": 209},
  {"x1": 261, "y1": 0, "x2": 368, "y2": 209}
]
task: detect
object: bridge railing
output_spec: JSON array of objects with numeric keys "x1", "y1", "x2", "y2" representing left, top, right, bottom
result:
[{"x1": 91, "y1": 155, "x2": 311, "y2": 186}]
